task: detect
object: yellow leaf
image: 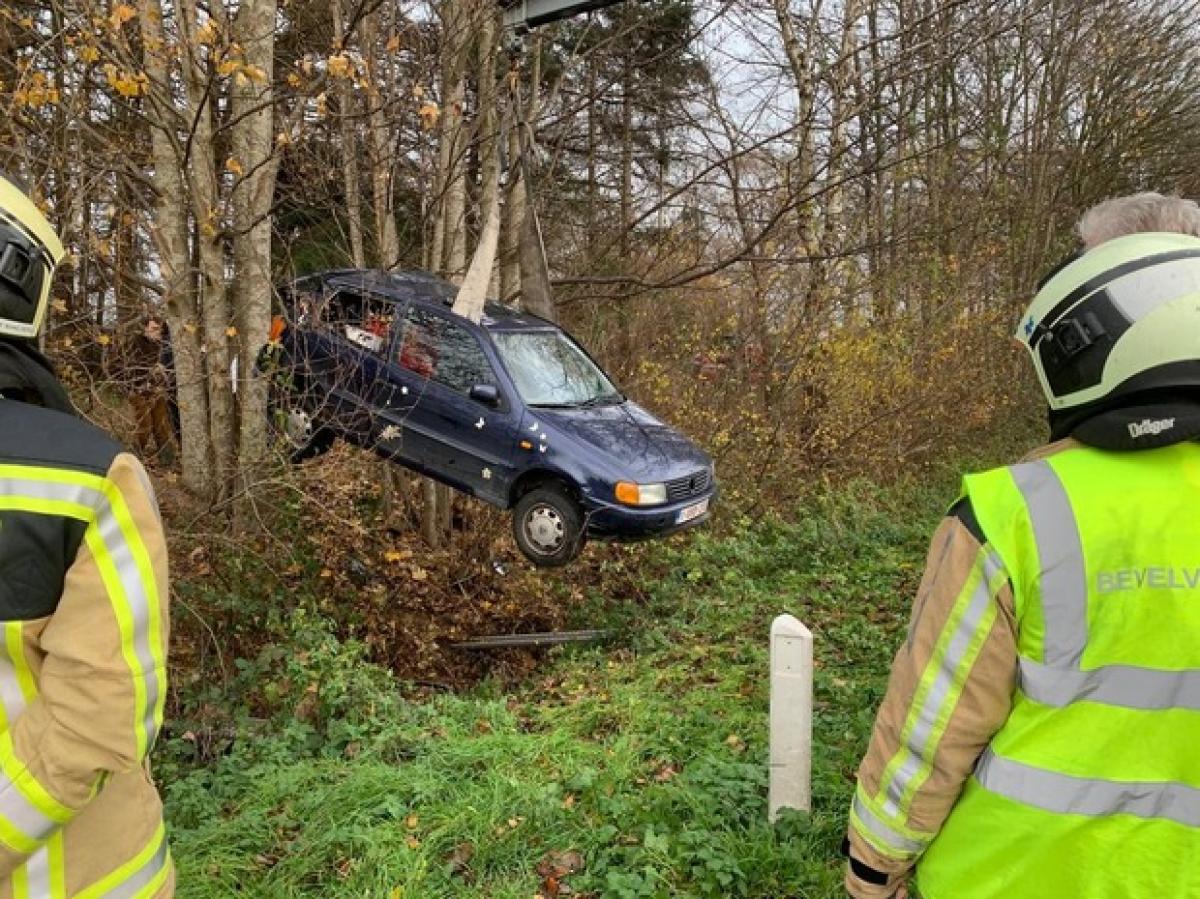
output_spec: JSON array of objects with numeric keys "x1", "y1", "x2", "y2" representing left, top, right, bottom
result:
[
  {"x1": 50, "y1": 299, "x2": 68, "y2": 314},
  {"x1": 196, "y1": 21, "x2": 218, "y2": 45},
  {"x1": 225, "y1": 325, "x2": 238, "y2": 338},
  {"x1": 405, "y1": 814, "x2": 419, "y2": 829},
  {"x1": 386, "y1": 33, "x2": 401, "y2": 53},
  {"x1": 80, "y1": 46, "x2": 100, "y2": 63},
  {"x1": 109, "y1": 3, "x2": 136, "y2": 29},
  {"x1": 383, "y1": 550, "x2": 410, "y2": 563},
  {"x1": 18, "y1": 17, "x2": 33, "y2": 29},
  {"x1": 327, "y1": 53, "x2": 353, "y2": 79},
  {"x1": 418, "y1": 101, "x2": 440, "y2": 130},
  {"x1": 225, "y1": 157, "x2": 244, "y2": 177},
  {"x1": 217, "y1": 59, "x2": 240, "y2": 77},
  {"x1": 410, "y1": 566, "x2": 428, "y2": 582},
  {"x1": 405, "y1": 835, "x2": 420, "y2": 849},
  {"x1": 243, "y1": 64, "x2": 268, "y2": 83},
  {"x1": 97, "y1": 334, "x2": 111, "y2": 346}
]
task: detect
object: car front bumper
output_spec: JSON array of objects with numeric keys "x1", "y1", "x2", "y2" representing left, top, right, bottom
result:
[{"x1": 583, "y1": 489, "x2": 717, "y2": 540}]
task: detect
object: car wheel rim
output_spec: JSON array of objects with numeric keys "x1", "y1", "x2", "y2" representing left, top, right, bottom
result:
[
  {"x1": 525, "y1": 505, "x2": 566, "y2": 554},
  {"x1": 281, "y1": 408, "x2": 313, "y2": 448}
]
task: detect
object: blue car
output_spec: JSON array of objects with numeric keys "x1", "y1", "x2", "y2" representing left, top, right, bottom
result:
[{"x1": 265, "y1": 269, "x2": 716, "y2": 566}]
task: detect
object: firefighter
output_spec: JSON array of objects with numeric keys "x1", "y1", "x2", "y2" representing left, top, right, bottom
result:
[
  {"x1": 0, "y1": 173, "x2": 172, "y2": 895},
  {"x1": 844, "y1": 192, "x2": 1200, "y2": 899}
]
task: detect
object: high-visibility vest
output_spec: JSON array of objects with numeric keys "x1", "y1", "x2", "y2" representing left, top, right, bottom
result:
[{"x1": 917, "y1": 441, "x2": 1200, "y2": 899}]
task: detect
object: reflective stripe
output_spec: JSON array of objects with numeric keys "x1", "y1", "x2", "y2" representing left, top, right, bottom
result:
[
  {"x1": 976, "y1": 748, "x2": 1200, "y2": 828},
  {"x1": 0, "y1": 469, "x2": 165, "y2": 757},
  {"x1": 6, "y1": 625, "x2": 36, "y2": 711},
  {"x1": 78, "y1": 824, "x2": 170, "y2": 899},
  {"x1": 851, "y1": 793, "x2": 931, "y2": 858},
  {"x1": 1011, "y1": 461, "x2": 1087, "y2": 666},
  {"x1": 1105, "y1": 256, "x2": 1200, "y2": 324},
  {"x1": 46, "y1": 832, "x2": 65, "y2": 897},
  {"x1": 878, "y1": 550, "x2": 1005, "y2": 818},
  {"x1": 24, "y1": 844, "x2": 49, "y2": 899},
  {"x1": 0, "y1": 769, "x2": 60, "y2": 848},
  {"x1": 0, "y1": 628, "x2": 28, "y2": 731},
  {"x1": 0, "y1": 619, "x2": 65, "y2": 855},
  {"x1": 1020, "y1": 657, "x2": 1200, "y2": 710},
  {"x1": 90, "y1": 483, "x2": 166, "y2": 754},
  {"x1": 0, "y1": 623, "x2": 58, "y2": 899}
]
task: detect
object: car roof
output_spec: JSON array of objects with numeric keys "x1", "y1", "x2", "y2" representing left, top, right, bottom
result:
[{"x1": 299, "y1": 269, "x2": 558, "y2": 333}]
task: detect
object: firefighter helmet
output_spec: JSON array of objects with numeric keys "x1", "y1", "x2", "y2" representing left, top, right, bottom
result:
[{"x1": 0, "y1": 173, "x2": 65, "y2": 340}]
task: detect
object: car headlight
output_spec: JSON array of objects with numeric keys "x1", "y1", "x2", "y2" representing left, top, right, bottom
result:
[{"x1": 615, "y1": 481, "x2": 667, "y2": 506}]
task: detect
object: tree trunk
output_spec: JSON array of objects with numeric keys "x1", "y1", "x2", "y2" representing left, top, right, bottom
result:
[
  {"x1": 365, "y1": 8, "x2": 401, "y2": 268},
  {"x1": 230, "y1": 0, "x2": 281, "y2": 523},
  {"x1": 138, "y1": 0, "x2": 214, "y2": 497},
  {"x1": 332, "y1": 0, "x2": 366, "y2": 268}
]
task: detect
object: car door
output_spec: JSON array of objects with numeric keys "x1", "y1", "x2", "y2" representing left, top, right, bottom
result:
[
  {"x1": 380, "y1": 304, "x2": 518, "y2": 505},
  {"x1": 310, "y1": 289, "x2": 397, "y2": 444}
]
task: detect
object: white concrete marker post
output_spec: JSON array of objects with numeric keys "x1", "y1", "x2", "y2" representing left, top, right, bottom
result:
[{"x1": 769, "y1": 613, "x2": 813, "y2": 822}]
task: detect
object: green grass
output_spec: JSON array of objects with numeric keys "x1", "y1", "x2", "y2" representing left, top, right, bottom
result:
[{"x1": 161, "y1": 473, "x2": 962, "y2": 898}]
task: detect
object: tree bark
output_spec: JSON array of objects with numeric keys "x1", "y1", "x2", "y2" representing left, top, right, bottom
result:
[{"x1": 230, "y1": 0, "x2": 281, "y2": 522}]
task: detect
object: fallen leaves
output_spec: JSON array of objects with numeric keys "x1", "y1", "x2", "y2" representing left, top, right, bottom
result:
[{"x1": 536, "y1": 849, "x2": 585, "y2": 897}]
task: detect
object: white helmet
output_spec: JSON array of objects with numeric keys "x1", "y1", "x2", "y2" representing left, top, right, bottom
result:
[{"x1": 0, "y1": 173, "x2": 65, "y2": 340}]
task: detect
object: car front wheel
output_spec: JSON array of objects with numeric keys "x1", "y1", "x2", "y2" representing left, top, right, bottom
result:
[
  {"x1": 512, "y1": 485, "x2": 586, "y2": 567},
  {"x1": 268, "y1": 388, "x2": 335, "y2": 462}
]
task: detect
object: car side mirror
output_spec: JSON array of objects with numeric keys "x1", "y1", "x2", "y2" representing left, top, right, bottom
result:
[{"x1": 469, "y1": 383, "x2": 500, "y2": 407}]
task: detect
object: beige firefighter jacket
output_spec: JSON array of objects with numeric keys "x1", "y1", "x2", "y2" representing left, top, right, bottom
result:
[
  {"x1": 842, "y1": 443, "x2": 1076, "y2": 897},
  {"x1": 0, "y1": 399, "x2": 172, "y2": 898}
]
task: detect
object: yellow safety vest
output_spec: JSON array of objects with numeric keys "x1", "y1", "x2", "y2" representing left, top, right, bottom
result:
[{"x1": 917, "y1": 441, "x2": 1200, "y2": 898}]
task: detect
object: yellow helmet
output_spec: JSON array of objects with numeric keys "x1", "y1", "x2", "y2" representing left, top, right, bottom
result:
[
  {"x1": 1017, "y1": 232, "x2": 1200, "y2": 413},
  {"x1": 0, "y1": 173, "x2": 65, "y2": 340}
]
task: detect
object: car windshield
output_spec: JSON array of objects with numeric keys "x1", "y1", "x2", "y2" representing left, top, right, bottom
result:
[{"x1": 492, "y1": 330, "x2": 622, "y2": 407}]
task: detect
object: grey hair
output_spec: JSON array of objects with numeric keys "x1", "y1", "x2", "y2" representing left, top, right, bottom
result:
[{"x1": 1077, "y1": 192, "x2": 1200, "y2": 249}]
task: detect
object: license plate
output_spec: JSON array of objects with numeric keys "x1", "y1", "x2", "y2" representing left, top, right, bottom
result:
[{"x1": 676, "y1": 498, "x2": 709, "y2": 524}]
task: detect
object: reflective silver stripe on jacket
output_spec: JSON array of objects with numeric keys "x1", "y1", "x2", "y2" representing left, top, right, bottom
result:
[
  {"x1": 975, "y1": 748, "x2": 1200, "y2": 828},
  {"x1": 1010, "y1": 461, "x2": 1087, "y2": 666},
  {"x1": 98, "y1": 836, "x2": 169, "y2": 899},
  {"x1": 0, "y1": 624, "x2": 55, "y2": 896},
  {"x1": 881, "y1": 551, "x2": 1003, "y2": 818},
  {"x1": 1011, "y1": 459, "x2": 1200, "y2": 711},
  {"x1": 852, "y1": 794, "x2": 930, "y2": 856},
  {"x1": 1019, "y1": 658, "x2": 1200, "y2": 711}
]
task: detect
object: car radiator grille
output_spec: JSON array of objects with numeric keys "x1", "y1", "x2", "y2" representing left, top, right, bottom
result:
[{"x1": 666, "y1": 469, "x2": 713, "y2": 502}]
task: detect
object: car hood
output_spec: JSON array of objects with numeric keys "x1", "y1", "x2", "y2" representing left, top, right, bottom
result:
[{"x1": 531, "y1": 401, "x2": 711, "y2": 483}]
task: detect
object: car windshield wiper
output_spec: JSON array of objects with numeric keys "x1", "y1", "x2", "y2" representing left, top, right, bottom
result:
[
  {"x1": 528, "y1": 402, "x2": 577, "y2": 409},
  {"x1": 576, "y1": 393, "x2": 624, "y2": 408}
]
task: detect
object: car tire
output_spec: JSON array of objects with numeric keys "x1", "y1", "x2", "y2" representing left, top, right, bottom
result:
[
  {"x1": 512, "y1": 485, "x2": 586, "y2": 567},
  {"x1": 268, "y1": 387, "x2": 335, "y2": 463}
]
